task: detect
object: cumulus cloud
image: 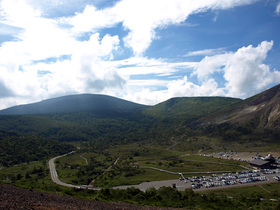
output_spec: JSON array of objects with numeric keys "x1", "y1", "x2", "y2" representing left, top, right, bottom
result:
[
  {"x1": 0, "y1": 0, "x2": 124, "y2": 108},
  {"x1": 224, "y1": 41, "x2": 279, "y2": 97},
  {"x1": 193, "y1": 53, "x2": 231, "y2": 80},
  {"x1": 193, "y1": 41, "x2": 279, "y2": 98},
  {"x1": 167, "y1": 76, "x2": 225, "y2": 97}
]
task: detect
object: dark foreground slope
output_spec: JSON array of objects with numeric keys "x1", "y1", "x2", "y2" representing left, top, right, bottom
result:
[
  {"x1": 0, "y1": 94, "x2": 148, "y2": 115},
  {"x1": 0, "y1": 184, "x2": 175, "y2": 210}
]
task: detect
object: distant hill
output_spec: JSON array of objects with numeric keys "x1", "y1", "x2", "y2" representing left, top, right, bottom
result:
[
  {"x1": 0, "y1": 94, "x2": 148, "y2": 115},
  {"x1": 198, "y1": 84, "x2": 280, "y2": 140},
  {"x1": 0, "y1": 85, "x2": 279, "y2": 149},
  {"x1": 199, "y1": 84, "x2": 280, "y2": 128},
  {"x1": 144, "y1": 97, "x2": 241, "y2": 121}
]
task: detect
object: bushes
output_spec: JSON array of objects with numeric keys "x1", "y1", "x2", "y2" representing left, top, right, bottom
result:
[
  {"x1": 96, "y1": 187, "x2": 235, "y2": 209},
  {"x1": 0, "y1": 130, "x2": 75, "y2": 167},
  {"x1": 94, "y1": 186, "x2": 277, "y2": 209}
]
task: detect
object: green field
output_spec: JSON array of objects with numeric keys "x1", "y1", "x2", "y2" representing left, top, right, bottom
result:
[
  {"x1": 1, "y1": 145, "x2": 279, "y2": 210},
  {"x1": 48, "y1": 144, "x2": 252, "y2": 187}
]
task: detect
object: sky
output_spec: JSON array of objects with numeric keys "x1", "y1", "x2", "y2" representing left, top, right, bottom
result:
[{"x1": 0, "y1": 0, "x2": 280, "y2": 109}]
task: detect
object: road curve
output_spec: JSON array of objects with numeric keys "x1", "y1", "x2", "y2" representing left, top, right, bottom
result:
[
  {"x1": 49, "y1": 151, "x2": 79, "y2": 188},
  {"x1": 48, "y1": 151, "x2": 100, "y2": 190}
]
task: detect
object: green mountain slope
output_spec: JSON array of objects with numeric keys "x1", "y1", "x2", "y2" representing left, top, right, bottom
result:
[
  {"x1": 0, "y1": 94, "x2": 148, "y2": 115},
  {"x1": 0, "y1": 85, "x2": 279, "y2": 150},
  {"x1": 198, "y1": 84, "x2": 280, "y2": 141},
  {"x1": 144, "y1": 97, "x2": 241, "y2": 121}
]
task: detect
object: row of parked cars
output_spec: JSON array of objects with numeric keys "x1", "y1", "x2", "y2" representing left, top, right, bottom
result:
[{"x1": 185, "y1": 169, "x2": 280, "y2": 190}]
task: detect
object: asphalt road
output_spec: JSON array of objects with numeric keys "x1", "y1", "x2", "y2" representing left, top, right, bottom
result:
[
  {"x1": 48, "y1": 151, "x2": 80, "y2": 188},
  {"x1": 49, "y1": 151, "x2": 101, "y2": 190}
]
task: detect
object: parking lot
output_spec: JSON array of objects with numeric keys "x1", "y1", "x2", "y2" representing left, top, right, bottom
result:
[{"x1": 115, "y1": 169, "x2": 280, "y2": 191}]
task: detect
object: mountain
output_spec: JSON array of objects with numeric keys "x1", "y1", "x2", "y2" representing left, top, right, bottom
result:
[
  {"x1": 198, "y1": 84, "x2": 280, "y2": 140},
  {"x1": 0, "y1": 85, "x2": 279, "y2": 147},
  {"x1": 144, "y1": 96, "x2": 241, "y2": 121},
  {"x1": 0, "y1": 94, "x2": 148, "y2": 115},
  {"x1": 200, "y1": 84, "x2": 280, "y2": 128}
]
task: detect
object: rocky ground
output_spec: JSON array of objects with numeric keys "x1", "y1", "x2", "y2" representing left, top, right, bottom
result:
[{"x1": 0, "y1": 184, "x2": 177, "y2": 210}]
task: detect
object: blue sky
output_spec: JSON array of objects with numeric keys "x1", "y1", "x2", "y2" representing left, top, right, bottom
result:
[{"x1": 0, "y1": 0, "x2": 280, "y2": 108}]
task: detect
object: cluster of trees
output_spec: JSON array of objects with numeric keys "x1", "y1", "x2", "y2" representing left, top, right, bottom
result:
[
  {"x1": 56, "y1": 153, "x2": 116, "y2": 185},
  {"x1": 0, "y1": 130, "x2": 74, "y2": 167},
  {"x1": 0, "y1": 113, "x2": 155, "y2": 148},
  {"x1": 73, "y1": 157, "x2": 110, "y2": 185},
  {"x1": 94, "y1": 187, "x2": 277, "y2": 209}
]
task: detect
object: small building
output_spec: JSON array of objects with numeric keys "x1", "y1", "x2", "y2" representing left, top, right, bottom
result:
[
  {"x1": 249, "y1": 159, "x2": 271, "y2": 169},
  {"x1": 250, "y1": 154, "x2": 278, "y2": 169}
]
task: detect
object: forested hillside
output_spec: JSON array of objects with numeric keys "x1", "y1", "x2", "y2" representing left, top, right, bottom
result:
[
  {"x1": 0, "y1": 85, "x2": 279, "y2": 152},
  {"x1": 0, "y1": 130, "x2": 74, "y2": 167}
]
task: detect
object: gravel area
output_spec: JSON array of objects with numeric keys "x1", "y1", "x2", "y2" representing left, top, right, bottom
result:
[{"x1": 0, "y1": 184, "x2": 178, "y2": 210}]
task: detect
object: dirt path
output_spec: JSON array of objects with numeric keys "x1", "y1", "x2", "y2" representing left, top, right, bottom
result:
[
  {"x1": 80, "y1": 153, "x2": 88, "y2": 165},
  {"x1": 89, "y1": 157, "x2": 119, "y2": 186}
]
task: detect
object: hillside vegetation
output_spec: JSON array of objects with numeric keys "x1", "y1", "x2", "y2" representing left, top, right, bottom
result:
[
  {"x1": 0, "y1": 85, "x2": 279, "y2": 152},
  {"x1": 0, "y1": 130, "x2": 74, "y2": 167}
]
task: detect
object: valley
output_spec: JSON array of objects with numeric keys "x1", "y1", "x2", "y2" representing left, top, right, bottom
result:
[{"x1": 0, "y1": 84, "x2": 279, "y2": 209}]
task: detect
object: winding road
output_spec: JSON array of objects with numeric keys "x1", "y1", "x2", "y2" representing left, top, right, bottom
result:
[
  {"x1": 49, "y1": 151, "x2": 79, "y2": 188},
  {"x1": 48, "y1": 151, "x2": 100, "y2": 190}
]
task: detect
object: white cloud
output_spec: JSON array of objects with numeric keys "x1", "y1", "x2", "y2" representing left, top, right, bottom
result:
[
  {"x1": 0, "y1": 0, "x2": 124, "y2": 108},
  {"x1": 193, "y1": 53, "x2": 231, "y2": 80},
  {"x1": 113, "y1": 57, "x2": 196, "y2": 77},
  {"x1": 276, "y1": 2, "x2": 280, "y2": 15},
  {"x1": 114, "y1": 0, "x2": 257, "y2": 55},
  {"x1": 193, "y1": 41, "x2": 280, "y2": 99},
  {"x1": 0, "y1": 0, "x2": 277, "y2": 109},
  {"x1": 0, "y1": 0, "x2": 75, "y2": 65},
  {"x1": 224, "y1": 41, "x2": 278, "y2": 98},
  {"x1": 185, "y1": 47, "x2": 226, "y2": 57},
  {"x1": 167, "y1": 76, "x2": 225, "y2": 97},
  {"x1": 64, "y1": 5, "x2": 119, "y2": 34},
  {"x1": 63, "y1": 0, "x2": 257, "y2": 55}
]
